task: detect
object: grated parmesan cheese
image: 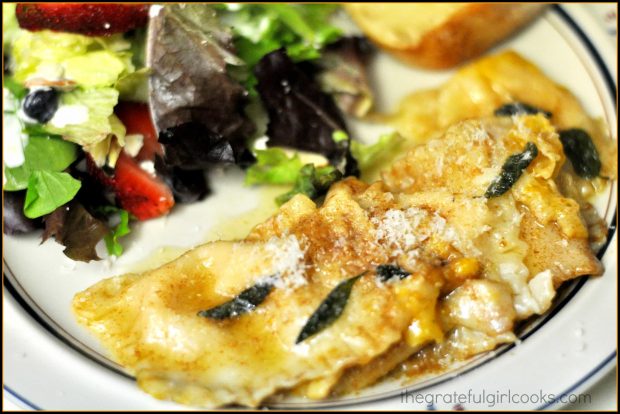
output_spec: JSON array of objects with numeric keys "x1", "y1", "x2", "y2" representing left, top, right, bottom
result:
[
  {"x1": 372, "y1": 207, "x2": 462, "y2": 259},
  {"x1": 373, "y1": 208, "x2": 426, "y2": 256},
  {"x1": 435, "y1": 154, "x2": 444, "y2": 174},
  {"x1": 472, "y1": 126, "x2": 490, "y2": 142},
  {"x1": 264, "y1": 235, "x2": 308, "y2": 289}
]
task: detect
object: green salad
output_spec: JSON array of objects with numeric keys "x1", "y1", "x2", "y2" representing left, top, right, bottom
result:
[{"x1": 3, "y1": 3, "x2": 400, "y2": 262}]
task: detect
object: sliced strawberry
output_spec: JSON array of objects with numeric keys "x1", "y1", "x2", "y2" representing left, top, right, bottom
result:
[
  {"x1": 114, "y1": 102, "x2": 163, "y2": 161},
  {"x1": 16, "y1": 4, "x2": 149, "y2": 36},
  {"x1": 86, "y1": 103, "x2": 172, "y2": 220},
  {"x1": 113, "y1": 152, "x2": 174, "y2": 221}
]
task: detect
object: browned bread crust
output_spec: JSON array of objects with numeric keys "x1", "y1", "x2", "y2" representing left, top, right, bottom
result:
[{"x1": 347, "y1": 4, "x2": 546, "y2": 69}]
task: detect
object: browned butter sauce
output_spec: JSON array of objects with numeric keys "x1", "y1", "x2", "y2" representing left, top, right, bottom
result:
[{"x1": 127, "y1": 186, "x2": 285, "y2": 273}]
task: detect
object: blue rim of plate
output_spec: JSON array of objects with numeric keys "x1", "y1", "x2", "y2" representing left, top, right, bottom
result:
[
  {"x1": 3, "y1": 4, "x2": 617, "y2": 410},
  {"x1": 3, "y1": 386, "x2": 41, "y2": 411},
  {"x1": 537, "y1": 350, "x2": 617, "y2": 410}
]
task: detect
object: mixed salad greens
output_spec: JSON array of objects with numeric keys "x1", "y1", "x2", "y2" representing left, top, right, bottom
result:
[{"x1": 3, "y1": 3, "x2": 397, "y2": 262}]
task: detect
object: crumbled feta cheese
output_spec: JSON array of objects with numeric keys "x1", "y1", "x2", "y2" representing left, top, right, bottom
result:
[
  {"x1": 3, "y1": 89, "x2": 29, "y2": 171},
  {"x1": 252, "y1": 136, "x2": 269, "y2": 150},
  {"x1": 17, "y1": 107, "x2": 38, "y2": 124},
  {"x1": 3, "y1": 113, "x2": 27, "y2": 169},
  {"x1": 124, "y1": 134, "x2": 144, "y2": 157},
  {"x1": 139, "y1": 160, "x2": 156, "y2": 176},
  {"x1": 50, "y1": 104, "x2": 89, "y2": 128}
]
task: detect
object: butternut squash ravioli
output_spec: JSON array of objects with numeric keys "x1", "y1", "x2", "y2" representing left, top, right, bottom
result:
[{"x1": 73, "y1": 52, "x2": 616, "y2": 408}]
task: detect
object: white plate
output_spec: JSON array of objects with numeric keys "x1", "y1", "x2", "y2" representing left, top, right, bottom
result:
[{"x1": 4, "y1": 4, "x2": 617, "y2": 410}]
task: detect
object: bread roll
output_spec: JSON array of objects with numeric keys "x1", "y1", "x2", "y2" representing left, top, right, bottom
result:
[{"x1": 345, "y1": 3, "x2": 546, "y2": 69}]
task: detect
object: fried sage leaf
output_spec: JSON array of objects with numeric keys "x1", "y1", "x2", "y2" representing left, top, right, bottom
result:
[
  {"x1": 485, "y1": 142, "x2": 538, "y2": 198},
  {"x1": 296, "y1": 272, "x2": 365, "y2": 344},
  {"x1": 494, "y1": 102, "x2": 551, "y2": 118},
  {"x1": 198, "y1": 281, "x2": 274, "y2": 320},
  {"x1": 376, "y1": 264, "x2": 410, "y2": 282},
  {"x1": 559, "y1": 128, "x2": 601, "y2": 179}
]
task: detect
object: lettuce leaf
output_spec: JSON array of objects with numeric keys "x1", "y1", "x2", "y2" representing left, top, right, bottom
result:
[
  {"x1": 350, "y1": 132, "x2": 405, "y2": 172},
  {"x1": 2, "y1": 3, "x2": 20, "y2": 51},
  {"x1": 11, "y1": 30, "x2": 135, "y2": 87},
  {"x1": 218, "y1": 4, "x2": 341, "y2": 67},
  {"x1": 24, "y1": 170, "x2": 81, "y2": 218},
  {"x1": 3, "y1": 190, "x2": 42, "y2": 235},
  {"x1": 254, "y1": 49, "x2": 352, "y2": 169},
  {"x1": 217, "y1": 4, "x2": 341, "y2": 94},
  {"x1": 42, "y1": 202, "x2": 109, "y2": 262},
  {"x1": 12, "y1": 30, "x2": 96, "y2": 83},
  {"x1": 63, "y1": 51, "x2": 129, "y2": 87},
  {"x1": 316, "y1": 37, "x2": 375, "y2": 117},
  {"x1": 3, "y1": 76, "x2": 27, "y2": 100},
  {"x1": 43, "y1": 87, "x2": 120, "y2": 146},
  {"x1": 4, "y1": 134, "x2": 79, "y2": 191},
  {"x1": 95, "y1": 34, "x2": 134, "y2": 53},
  {"x1": 154, "y1": 156, "x2": 210, "y2": 204},
  {"x1": 157, "y1": 122, "x2": 235, "y2": 169},
  {"x1": 116, "y1": 67, "x2": 150, "y2": 103},
  {"x1": 104, "y1": 209, "x2": 131, "y2": 257},
  {"x1": 245, "y1": 148, "x2": 304, "y2": 185},
  {"x1": 148, "y1": 4, "x2": 254, "y2": 156},
  {"x1": 276, "y1": 163, "x2": 342, "y2": 205}
]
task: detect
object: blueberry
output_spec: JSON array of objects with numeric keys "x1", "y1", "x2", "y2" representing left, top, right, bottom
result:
[{"x1": 22, "y1": 89, "x2": 59, "y2": 124}]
